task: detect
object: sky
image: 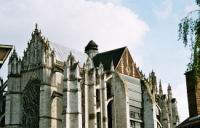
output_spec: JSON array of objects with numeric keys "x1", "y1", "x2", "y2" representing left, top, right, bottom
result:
[{"x1": 0, "y1": 0, "x2": 198, "y2": 122}]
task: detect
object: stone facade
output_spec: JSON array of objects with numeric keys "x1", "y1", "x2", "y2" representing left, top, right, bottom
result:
[{"x1": 1, "y1": 25, "x2": 180, "y2": 128}]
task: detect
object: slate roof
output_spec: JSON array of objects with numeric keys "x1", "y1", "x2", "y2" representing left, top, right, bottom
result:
[
  {"x1": 49, "y1": 42, "x2": 87, "y2": 66},
  {"x1": 85, "y1": 40, "x2": 98, "y2": 52},
  {"x1": 49, "y1": 41, "x2": 127, "y2": 70},
  {"x1": 177, "y1": 115, "x2": 200, "y2": 128},
  {"x1": 93, "y1": 47, "x2": 126, "y2": 71}
]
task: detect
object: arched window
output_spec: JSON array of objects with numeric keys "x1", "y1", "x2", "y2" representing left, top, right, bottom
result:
[{"x1": 22, "y1": 80, "x2": 40, "y2": 128}]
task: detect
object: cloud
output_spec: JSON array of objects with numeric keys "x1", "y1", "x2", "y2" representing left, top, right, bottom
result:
[
  {"x1": 0, "y1": 0, "x2": 149, "y2": 55},
  {"x1": 154, "y1": 0, "x2": 173, "y2": 20},
  {"x1": 87, "y1": 0, "x2": 122, "y2": 4}
]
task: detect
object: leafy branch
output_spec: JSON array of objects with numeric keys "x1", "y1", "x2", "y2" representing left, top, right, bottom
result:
[{"x1": 178, "y1": 0, "x2": 200, "y2": 74}]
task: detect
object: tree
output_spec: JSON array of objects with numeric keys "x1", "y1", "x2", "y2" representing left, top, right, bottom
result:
[{"x1": 179, "y1": 0, "x2": 200, "y2": 74}]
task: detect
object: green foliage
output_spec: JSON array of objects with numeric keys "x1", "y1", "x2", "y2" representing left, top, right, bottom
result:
[
  {"x1": 197, "y1": 0, "x2": 200, "y2": 6},
  {"x1": 178, "y1": 1, "x2": 200, "y2": 74}
]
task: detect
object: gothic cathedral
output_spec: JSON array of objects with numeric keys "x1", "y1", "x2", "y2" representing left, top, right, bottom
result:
[{"x1": 2, "y1": 25, "x2": 179, "y2": 128}]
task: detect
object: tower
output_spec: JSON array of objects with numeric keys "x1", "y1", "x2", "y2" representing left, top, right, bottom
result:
[
  {"x1": 5, "y1": 49, "x2": 22, "y2": 128},
  {"x1": 85, "y1": 40, "x2": 98, "y2": 58}
]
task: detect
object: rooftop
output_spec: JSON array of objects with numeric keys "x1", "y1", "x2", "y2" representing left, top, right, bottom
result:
[
  {"x1": 93, "y1": 46, "x2": 126, "y2": 70},
  {"x1": 49, "y1": 42, "x2": 87, "y2": 66},
  {"x1": 0, "y1": 44, "x2": 13, "y2": 69}
]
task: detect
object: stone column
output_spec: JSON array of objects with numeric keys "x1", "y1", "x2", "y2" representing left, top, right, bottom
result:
[
  {"x1": 66, "y1": 66, "x2": 82, "y2": 128},
  {"x1": 39, "y1": 84, "x2": 52, "y2": 128},
  {"x1": 63, "y1": 53, "x2": 82, "y2": 128},
  {"x1": 83, "y1": 66, "x2": 89, "y2": 128},
  {"x1": 5, "y1": 77, "x2": 22, "y2": 128},
  {"x1": 88, "y1": 69, "x2": 97, "y2": 128},
  {"x1": 83, "y1": 57, "x2": 97, "y2": 128},
  {"x1": 101, "y1": 73, "x2": 108, "y2": 128}
]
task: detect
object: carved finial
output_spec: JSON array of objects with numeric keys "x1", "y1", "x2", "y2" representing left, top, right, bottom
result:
[
  {"x1": 12, "y1": 48, "x2": 18, "y2": 57},
  {"x1": 33, "y1": 23, "x2": 40, "y2": 36},
  {"x1": 159, "y1": 80, "x2": 163, "y2": 95},
  {"x1": 167, "y1": 83, "x2": 173, "y2": 99},
  {"x1": 67, "y1": 51, "x2": 75, "y2": 66},
  {"x1": 8, "y1": 48, "x2": 18, "y2": 64},
  {"x1": 35, "y1": 23, "x2": 38, "y2": 30},
  {"x1": 168, "y1": 83, "x2": 172, "y2": 90},
  {"x1": 98, "y1": 62, "x2": 104, "y2": 74},
  {"x1": 99, "y1": 62, "x2": 104, "y2": 69},
  {"x1": 85, "y1": 57, "x2": 94, "y2": 70},
  {"x1": 69, "y1": 51, "x2": 72, "y2": 56},
  {"x1": 110, "y1": 60, "x2": 114, "y2": 72}
]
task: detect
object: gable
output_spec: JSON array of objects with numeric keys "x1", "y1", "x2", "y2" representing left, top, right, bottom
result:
[{"x1": 115, "y1": 48, "x2": 140, "y2": 78}]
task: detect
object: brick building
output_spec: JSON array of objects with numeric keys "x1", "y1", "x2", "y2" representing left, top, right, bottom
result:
[{"x1": 177, "y1": 71, "x2": 200, "y2": 128}]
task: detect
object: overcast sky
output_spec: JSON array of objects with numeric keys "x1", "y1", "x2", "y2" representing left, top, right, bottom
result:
[{"x1": 0, "y1": 0, "x2": 197, "y2": 122}]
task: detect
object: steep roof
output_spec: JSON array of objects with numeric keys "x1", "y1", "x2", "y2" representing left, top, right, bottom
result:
[
  {"x1": 0, "y1": 44, "x2": 13, "y2": 68},
  {"x1": 93, "y1": 47, "x2": 126, "y2": 71},
  {"x1": 50, "y1": 42, "x2": 87, "y2": 66},
  {"x1": 177, "y1": 116, "x2": 200, "y2": 128}
]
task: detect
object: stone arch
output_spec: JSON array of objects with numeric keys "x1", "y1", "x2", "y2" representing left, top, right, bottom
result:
[
  {"x1": 107, "y1": 100, "x2": 113, "y2": 128},
  {"x1": 22, "y1": 79, "x2": 41, "y2": 128},
  {"x1": 107, "y1": 83, "x2": 112, "y2": 99}
]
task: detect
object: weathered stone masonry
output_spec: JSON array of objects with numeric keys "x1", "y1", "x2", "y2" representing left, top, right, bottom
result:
[{"x1": 2, "y1": 25, "x2": 180, "y2": 128}]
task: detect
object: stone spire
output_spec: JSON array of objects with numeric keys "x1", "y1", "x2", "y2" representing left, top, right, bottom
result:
[
  {"x1": 35, "y1": 23, "x2": 38, "y2": 31},
  {"x1": 67, "y1": 52, "x2": 76, "y2": 67},
  {"x1": 149, "y1": 70, "x2": 157, "y2": 93},
  {"x1": 167, "y1": 83, "x2": 173, "y2": 128},
  {"x1": 32, "y1": 23, "x2": 41, "y2": 36},
  {"x1": 85, "y1": 56, "x2": 94, "y2": 70},
  {"x1": 159, "y1": 80, "x2": 163, "y2": 95},
  {"x1": 98, "y1": 62, "x2": 104, "y2": 75},
  {"x1": 8, "y1": 49, "x2": 18, "y2": 64},
  {"x1": 85, "y1": 40, "x2": 98, "y2": 58},
  {"x1": 167, "y1": 83, "x2": 172, "y2": 99},
  {"x1": 8, "y1": 49, "x2": 21, "y2": 75},
  {"x1": 110, "y1": 60, "x2": 114, "y2": 72}
]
